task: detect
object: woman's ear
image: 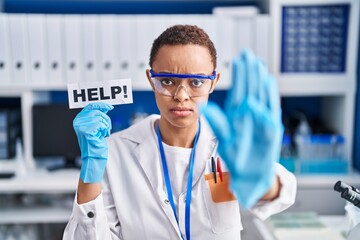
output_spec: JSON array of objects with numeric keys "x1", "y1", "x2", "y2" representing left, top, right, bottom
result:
[
  {"x1": 209, "y1": 71, "x2": 220, "y2": 93},
  {"x1": 146, "y1": 69, "x2": 155, "y2": 91}
]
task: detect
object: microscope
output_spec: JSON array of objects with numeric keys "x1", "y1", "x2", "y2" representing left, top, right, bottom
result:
[
  {"x1": 334, "y1": 181, "x2": 360, "y2": 240},
  {"x1": 334, "y1": 181, "x2": 360, "y2": 208}
]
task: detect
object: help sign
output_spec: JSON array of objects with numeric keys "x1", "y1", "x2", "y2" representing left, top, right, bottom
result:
[{"x1": 67, "y1": 79, "x2": 133, "y2": 109}]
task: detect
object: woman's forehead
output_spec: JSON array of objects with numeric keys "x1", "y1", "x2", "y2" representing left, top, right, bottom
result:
[{"x1": 152, "y1": 44, "x2": 213, "y2": 74}]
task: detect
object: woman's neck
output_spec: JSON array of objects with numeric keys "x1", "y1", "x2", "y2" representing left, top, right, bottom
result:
[{"x1": 157, "y1": 118, "x2": 199, "y2": 148}]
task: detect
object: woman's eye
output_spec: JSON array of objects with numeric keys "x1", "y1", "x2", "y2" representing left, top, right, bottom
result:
[
  {"x1": 160, "y1": 78, "x2": 174, "y2": 86},
  {"x1": 191, "y1": 78, "x2": 204, "y2": 87}
]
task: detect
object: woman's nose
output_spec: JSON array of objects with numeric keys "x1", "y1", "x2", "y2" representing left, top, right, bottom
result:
[{"x1": 174, "y1": 85, "x2": 190, "y2": 102}]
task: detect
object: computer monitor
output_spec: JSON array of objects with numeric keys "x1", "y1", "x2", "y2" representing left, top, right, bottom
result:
[{"x1": 32, "y1": 104, "x2": 81, "y2": 170}]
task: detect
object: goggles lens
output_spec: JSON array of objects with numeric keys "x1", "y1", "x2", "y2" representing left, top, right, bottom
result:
[{"x1": 150, "y1": 70, "x2": 216, "y2": 97}]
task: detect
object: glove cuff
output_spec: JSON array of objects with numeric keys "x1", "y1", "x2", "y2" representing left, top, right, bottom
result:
[{"x1": 80, "y1": 158, "x2": 107, "y2": 183}]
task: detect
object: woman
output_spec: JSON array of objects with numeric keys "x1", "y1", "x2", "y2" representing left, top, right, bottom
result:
[{"x1": 63, "y1": 25, "x2": 296, "y2": 239}]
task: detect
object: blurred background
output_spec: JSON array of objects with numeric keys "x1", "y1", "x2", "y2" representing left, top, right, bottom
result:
[{"x1": 0, "y1": 0, "x2": 360, "y2": 239}]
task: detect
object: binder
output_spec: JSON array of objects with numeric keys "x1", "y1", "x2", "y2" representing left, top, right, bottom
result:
[
  {"x1": 99, "y1": 15, "x2": 119, "y2": 81},
  {"x1": 186, "y1": 15, "x2": 219, "y2": 69},
  {"x1": 0, "y1": 14, "x2": 11, "y2": 85},
  {"x1": 133, "y1": 15, "x2": 151, "y2": 88},
  {"x1": 27, "y1": 14, "x2": 47, "y2": 84},
  {"x1": 7, "y1": 14, "x2": 29, "y2": 85},
  {"x1": 117, "y1": 15, "x2": 134, "y2": 80},
  {"x1": 81, "y1": 15, "x2": 99, "y2": 82},
  {"x1": 134, "y1": 15, "x2": 168, "y2": 89},
  {"x1": 254, "y1": 15, "x2": 270, "y2": 66},
  {"x1": 63, "y1": 14, "x2": 83, "y2": 83},
  {"x1": 172, "y1": 15, "x2": 217, "y2": 43},
  {"x1": 45, "y1": 14, "x2": 65, "y2": 84},
  {"x1": 169, "y1": 14, "x2": 194, "y2": 26},
  {"x1": 235, "y1": 17, "x2": 253, "y2": 55},
  {"x1": 195, "y1": 15, "x2": 218, "y2": 48},
  {"x1": 216, "y1": 16, "x2": 237, "y2": 89}
]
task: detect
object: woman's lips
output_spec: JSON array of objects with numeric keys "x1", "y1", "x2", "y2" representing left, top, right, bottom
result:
[{"x1": 170, "y1": 107, "x2": 193, "y2": 117}]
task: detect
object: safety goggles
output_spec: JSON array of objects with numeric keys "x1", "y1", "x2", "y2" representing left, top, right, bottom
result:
[{"x1": 149, "y1": 70, "x2": 217, "y2": 97}]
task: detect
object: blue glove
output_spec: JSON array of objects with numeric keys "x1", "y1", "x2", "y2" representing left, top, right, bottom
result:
[
  {"x1": 201, "y1": 50, "x2": 284, "y2": 208},
  {"x1": 73, "y1": 102, "x2": 114, "y2": 183}
]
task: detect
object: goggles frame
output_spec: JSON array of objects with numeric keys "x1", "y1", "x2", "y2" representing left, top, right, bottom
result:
[{"x1": 149, "y1": 69, "x2": 217, "y2": 80}]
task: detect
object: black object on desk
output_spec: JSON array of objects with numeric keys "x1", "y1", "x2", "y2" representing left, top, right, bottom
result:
[
  {"x1": 32, "y1": 104, "x2": 81, "y2": 170},
  {"x1": 0, "y1": 172, "x2": 15, "y2": 179},
  {"x1": 334, "y1": 181, "x2": 360, "y2": 208}
]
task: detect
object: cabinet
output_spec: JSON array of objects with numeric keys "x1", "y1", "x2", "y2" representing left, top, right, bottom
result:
[{"x1": 270, "y1": 0, "x2": 360, "y2": 214}]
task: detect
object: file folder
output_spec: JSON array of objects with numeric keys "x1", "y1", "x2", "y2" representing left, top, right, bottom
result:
[
  {"x1": 117, "y1": 15, "x2": 134, "y2": 80},
  {"x1": 235, "y1": 17, "x2": 253, "y2": 55},
  {"x1": 81, "y1": 15, "x2": 99, "y2": 82},
  {"x1": 134, "y1": 15, "x2": 168, "y2": 89},
  {"x1": 0, "y1": 14, "x2": 11, "y2": 85},
  {"x1": 27, "y1": 14, "x2": 47, "y2": 84},
  {"x1": 254, "y1": 15, "x2": 270, "y2": 65},
  {"x1": 216, "y1": 16, "x2": 236, "y2": 89},
  {"x1": 63, "y1": 15, "x2": 83, "y2": 83},
  {"x1": 169, "y1": 14, "x2": 194, "y2": 26},
  {"x1": 45, "y1": 14, "x2": 65, "y2": 84},
  {"x1": 99, "y1": 15, "x2": 119, "y2": 81},
  {"x1": 195, "y1": 15, "x2": 218, "y2": 48},
  {"x1": 7, "y1": 14, "x2": 29, "y2": 84},
  {"x1": 133, "y1": 15, "x2": 151, "y2": 88}
]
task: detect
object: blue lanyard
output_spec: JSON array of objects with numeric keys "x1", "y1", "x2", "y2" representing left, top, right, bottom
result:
[{"x1": 155, "y1": 120, "x2": 201, "y2": 240}]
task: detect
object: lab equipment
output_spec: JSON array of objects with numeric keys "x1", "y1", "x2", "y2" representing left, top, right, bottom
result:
[
  {"x1": 281, "y1": 4, "x2": 349, "y2": 73},
  {"x1": 73, "y1": 102, "x2": 113, "y2": 183},
  {"x1": 345, "y1": 202, "x2": 360, "y2": 238},
  {"x1": 279, "y1": 134, "x2": 295, "y2": 173},
  {"x1": 296, "y1": 134, "x2": 348, "y2": 173},
  {"x1": 348, "y1": 223, "x2": 360, "y2": 240},
  {"x1": 270, "y1": 0, "x2": 359, "y2": 171},
  {"x1": 0, "y1": 107, "x2": 21, "y2": 160},
  {"x1": 335, "y1": 181, "x2": 360, "y2": 238},
  {"x1": 149, "y1": 70, "x2": 217, "y2": 97},
  {"x1": 289, "y1": 109, "x2": 348, "y2": 173},
  {"x1": 334, "y1": 181, "x2": 360, "y2": 208},
  {"x1": 272, "y1": 0, "x2": 358, "y2": 75},
  {"x1": 32, "y1": 104, "x2": 80, "y2": 170},
  {"x1": 201, "y1": 50, "x2": 284, "y2": 208}
]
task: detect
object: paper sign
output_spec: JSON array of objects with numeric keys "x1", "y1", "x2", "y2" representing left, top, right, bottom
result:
[{"x1": 67, "y1": 78, "x2": 133, "y2": 109}]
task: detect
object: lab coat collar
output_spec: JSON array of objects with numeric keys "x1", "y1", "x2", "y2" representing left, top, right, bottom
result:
[
  {"x1": 119, "y1": 114, "x2": 217, "y2": 233},
  {"x1": 122, "y1": 114, "x2": 217, "y2": 189}
]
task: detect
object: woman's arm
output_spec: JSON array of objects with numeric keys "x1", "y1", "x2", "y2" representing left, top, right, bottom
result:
[
  {"x1": 63, "y1": 172, "x2": 122, "y2": 240},
  {"x1": 77, "y1": 180, "x2": 102, "y2": 204},
  {"x1": 260, "y1": 176, "x2": 281, "y2": 201}
]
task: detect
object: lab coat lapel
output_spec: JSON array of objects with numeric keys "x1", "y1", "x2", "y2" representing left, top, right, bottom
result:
[
  {"x1": 133, "y1": 116, "x2": 217, "y2": 192},
  {"x1": 134, "y1": 117, "x2": 183, "y2": 237},
  {"x1": 129, "y1": 115, "x2": 217, "y2": 236},
  {"x1": 136, "y1": 135, "x2": 164, "y2": 195}
]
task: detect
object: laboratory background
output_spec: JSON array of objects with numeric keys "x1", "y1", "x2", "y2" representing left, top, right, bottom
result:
[{"x1": 0, "y1": 0, "x2": 360, "y2": 239}]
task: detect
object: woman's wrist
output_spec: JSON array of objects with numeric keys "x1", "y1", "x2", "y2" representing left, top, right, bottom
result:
[
  {"x1": 77, "y1": 179, "x2": 102, "y2": 204},
  {"x1": 260, "y1": 175, "x2": 281, "y2": 201}
]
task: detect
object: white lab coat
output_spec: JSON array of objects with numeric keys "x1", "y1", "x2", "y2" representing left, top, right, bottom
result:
[{"x1": 63, "y1": 115, "x2": 296, "y2": 240}]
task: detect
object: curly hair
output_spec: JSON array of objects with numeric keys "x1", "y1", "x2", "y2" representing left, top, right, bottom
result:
[{"x1": 149, "y1": 25, "x2": 217, "y2": 69}]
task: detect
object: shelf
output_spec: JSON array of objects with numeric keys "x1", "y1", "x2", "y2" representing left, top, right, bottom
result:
[
  {"x1": 296, "y1": 170, "x2": 360, "y2": 188},
  {"x1": 278, "y1": 76, "x2": 356, "y2": 97},
  {"x1": 0, "y1": 168, "x2": 79, "y2": 193},
  {"x1": 254, "y1": 214, "x2": 348, "y2": 240},
  {"x1": 0, "y1": 160, "x2": 19, "y2": 173},
  {"x1": 0, "y1": 206, "x2": 72, "y2": 224}
]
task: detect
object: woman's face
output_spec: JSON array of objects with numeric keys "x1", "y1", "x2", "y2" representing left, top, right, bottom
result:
[{"x1": 147, "y1": 44, "x2": 220, "y2": 129}]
